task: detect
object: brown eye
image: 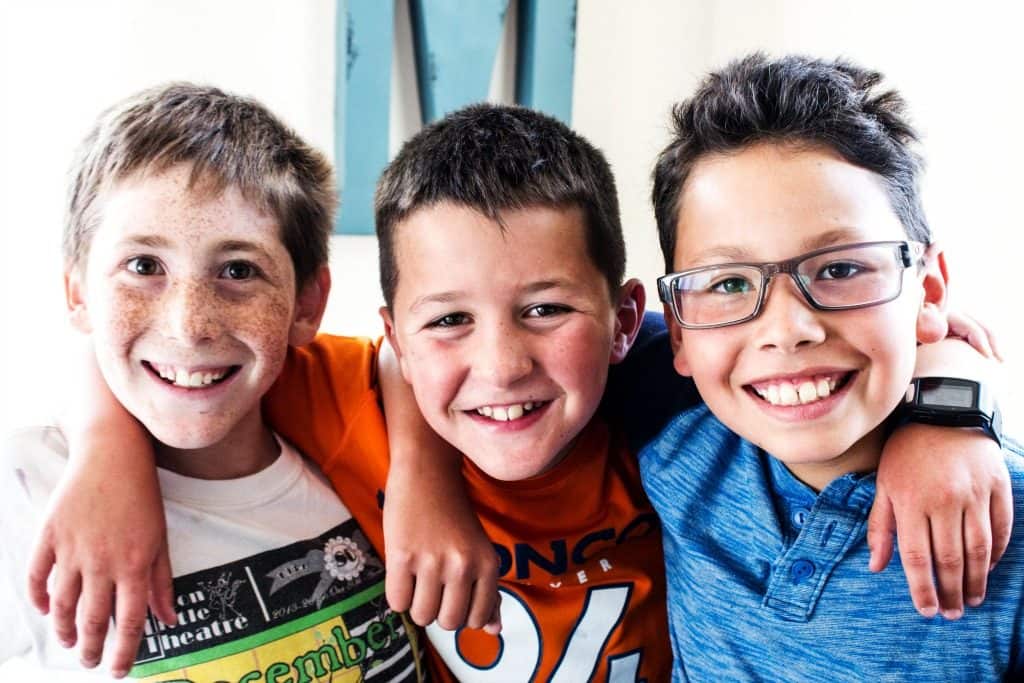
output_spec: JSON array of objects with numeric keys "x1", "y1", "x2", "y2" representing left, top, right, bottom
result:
[
  {"x1": 126, "y1": 257, "x2": 162, "y2": 276},
  {"x1": 221, "y1": 261, "x2": 256, "y2": 280}
]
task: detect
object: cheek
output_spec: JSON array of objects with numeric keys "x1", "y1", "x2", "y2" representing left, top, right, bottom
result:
[
  {"x1": 235, "y1": 292, "x2": 295, "y2": 367},
  {"x1": 405, "y1": 339, "x2": 463, "y2": 412},
  {"x1": 92, "y1": 284, "x2": 153, "y2": 349}
]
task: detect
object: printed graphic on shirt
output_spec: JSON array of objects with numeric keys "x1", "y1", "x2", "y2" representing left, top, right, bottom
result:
[
  {"x1": 427, "y1": 510, "x2": 666, "y2": 682},
  {"x1": 130, "y1": 519, "x2": 423, "y2": 682}
]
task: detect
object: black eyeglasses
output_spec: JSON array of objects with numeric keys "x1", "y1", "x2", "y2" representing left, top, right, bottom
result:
[{"x1": 657, "y1": 241, "x2": 925, "y2": 329}]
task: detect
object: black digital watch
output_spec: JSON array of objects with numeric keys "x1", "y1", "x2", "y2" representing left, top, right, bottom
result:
[{"x1": 891, "y1": 377, "x2": 1002, "y2": 448}]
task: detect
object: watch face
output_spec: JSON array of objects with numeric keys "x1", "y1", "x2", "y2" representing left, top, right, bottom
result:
[{"x1": 919, "y1": 379, "x2": 976, "y2": 408}]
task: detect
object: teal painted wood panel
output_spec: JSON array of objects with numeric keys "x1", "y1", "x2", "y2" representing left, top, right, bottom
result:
[
  {"x1": 516, "y1": 0, "x2": 576, "y2": 123},
  {"x1": 336, "y1": 0, "x2": 394, "y2": 235},
  {"x1": 409, "y1": 0, "x2": 509, "y2": 122}
]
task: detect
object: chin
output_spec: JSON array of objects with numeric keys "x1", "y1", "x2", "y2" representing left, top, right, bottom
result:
[{"x1": 146, "y1": 421, "x2": 226, "y2": 451}]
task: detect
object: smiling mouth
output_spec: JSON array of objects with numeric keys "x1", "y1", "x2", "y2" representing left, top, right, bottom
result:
[
  {"x1": 471, "y1": 400, "x2": 550, "y2": 422},
  {"x1": 143, "y1": 361, "x2": 240, "y2": 388},
  {"x1": 747, "y1": 371, "x2": 855, "y2": 406}
]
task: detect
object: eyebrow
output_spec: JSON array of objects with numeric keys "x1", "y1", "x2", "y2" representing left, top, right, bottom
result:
[
  {"x1": 114, "y1": 235, "x2": 275, "y2": 262},
  {"x1": 685, "y1": 227, "x2": 868, "y2": 265},
  {"x1": 408, "y1": 279, "x2": 579, "y2": 313}
]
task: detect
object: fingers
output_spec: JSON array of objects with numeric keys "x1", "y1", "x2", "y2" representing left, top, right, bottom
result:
[
  {"x1": 946, "y1": 312, "x2": 997, "y2": 359},
  {"x1": 481, "y1": 594, "x2": 503, "y2": 636},
  {"x1": 962, "y1": 503, "x2": 992, "y2": 608},
  {"x1": 385, "y1": 551, "x2": 416, "y2": 615},
  {"x1": 990, "y1": 469, "x2": 1013, "y2": 569},
  {"x1": 26, "y1": 533, "x2": 56, "y2": 615},
  {"x1": 50, "y1": 565, "x2": 83, "y2": 648},
  {"x1": 894, "y1": 511, "x2": 939, "y2": 619},
  {"x1": 464, "y1": 557, "x2": 500, "y2": 631},
  {"x1": 76, "y1": 574, "x2": 114, "y2": 668},
  {"x1": 109, "y1": 577, "x2": 151, "y2": 678},
  {"x1": 929, "y1": 509, "x2": 965, "y2": 620},
  {"x1": 148, "y1": 545, "x2": 178, "y2": 627},
  {"x1": 407, "y1": 558, "x2": 443, "y2": 628},
  {"x1": 866, "y1": 486, "x2": 896, "y2": 572}
]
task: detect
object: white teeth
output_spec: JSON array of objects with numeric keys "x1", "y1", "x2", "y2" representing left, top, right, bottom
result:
[
  {"x1": 152, "y1": 364, "x2": 229, "y2": 388},
  {"x1": 474, "y1": 402, "x2": 542, "y2": 422},
  {"x1": 755, "y1": 375, "x2": 843, "y2": 406},
  {"x1": 778, "y1": 383, "x2": 799, "y2": 406}
]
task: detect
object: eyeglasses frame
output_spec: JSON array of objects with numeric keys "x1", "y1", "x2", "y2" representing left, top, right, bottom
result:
[{"x1": 657, "y1": 240, "x2": 927, "y2": 330}]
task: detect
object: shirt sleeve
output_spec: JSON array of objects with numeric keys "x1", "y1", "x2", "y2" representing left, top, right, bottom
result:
[
  {"x1": 601, "y1": 310, "x2": 704, "y2": 452},
  {"x1": 263, "y1": 335, "x2": 381, "y2": 469}
]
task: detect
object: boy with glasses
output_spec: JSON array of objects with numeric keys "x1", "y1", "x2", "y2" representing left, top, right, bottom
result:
[{"x1": 643, "y1": 53, "x2": 1023, "y2": 679}]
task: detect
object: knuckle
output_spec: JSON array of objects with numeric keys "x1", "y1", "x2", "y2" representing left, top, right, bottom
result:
[
  {"x1": 934, "y1": 552, "x2": 964, "y2": 571},
  {"x1": 50, "y1": 597, "x2": 77, "y2": 618},
  {"x1": 965, "y1": 543, "x2": 991, "y2": 562},
  {"x1": 117, "y1": 618, "x2": 146, "y2": 639},
  {"x1": 81, "y1": 615, "x2": 110, "y2": 636},
  {"x1": 900, "y1": 549, "x2": 932, "y2": 570}
]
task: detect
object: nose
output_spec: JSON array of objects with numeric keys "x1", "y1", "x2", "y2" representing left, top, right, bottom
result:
[
  {"x1": 162, "y1": 279, "x2": 222, "y2": 345},
  {"x1": 753, "y1": 275, "x2": 827, "y2": 353},
  {"x1": 473, "y1": 322, "x2": 534, "y2": 388}
]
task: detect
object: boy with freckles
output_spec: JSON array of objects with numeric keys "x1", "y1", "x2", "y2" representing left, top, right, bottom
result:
[
  {"x1": 11, "y1": 93, "x2": 1013, "y2": 680},
  {"x1": 0, "y1": 83, "x2": 429, "y2": 681},
  {"x1": 639, "y1": 53, "x2": 1024, "y2": 679}
]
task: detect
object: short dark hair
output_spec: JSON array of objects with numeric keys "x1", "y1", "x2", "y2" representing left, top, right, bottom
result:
[
  {"x1": 66, "y1": 82, "x2": 335, "y2": 287},
  {"x1": 375, "y1": 103, "x2": 624, "y2": 307},
  {"x1": 652, "y1": 53, "x2": 929, "y2": 272}
]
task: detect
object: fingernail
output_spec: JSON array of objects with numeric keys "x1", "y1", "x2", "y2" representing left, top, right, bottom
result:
[
  {"x1": 941, "y1": 608, "x2": 963, "y2": 620},
  {"x1": 967, "y1": 596, "x2": 983, "y2": 607},
  {"x1": 112, "y1": 669, "x2": 128, "y2": 678},
  {"x1": 919, "y1": 606, "x2": 938, "y2": 619},
  {"x1": 81, "y1": 658, "x2": 98, "y2": 668}
]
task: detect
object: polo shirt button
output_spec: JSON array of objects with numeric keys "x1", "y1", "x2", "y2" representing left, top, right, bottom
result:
[
  {"x1": 791, "y1": 559, "x2": 816, "y2": 584},
  {"x1": 791, "y1": 508, "x2": 810, "y2": 528}
]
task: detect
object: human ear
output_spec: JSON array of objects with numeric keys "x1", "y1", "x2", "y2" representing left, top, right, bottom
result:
[
  {"x1": 379, "y1": 307, "x2": 413, "y2": 383},
  {"x1": 663, "y1": 304, "x2": 694, "y2": 377},
  {"x1": 64, "y1": 267, "x2": 92, "y2": 334},
  {"x1": 916, "y1": 246, "x2": 949, "y2": 345},
  {"x1": 288, "y1": 266, "x2": 331, "y2": 346},
  {"x1": 609, "y1": 279, "x2": 645, "y2": 364}
]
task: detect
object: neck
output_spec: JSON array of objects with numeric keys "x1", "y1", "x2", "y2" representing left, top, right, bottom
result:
[
  {"x1": 154, "y1": 407, "x2": 280, "y2": 480},
  {"x1": 783, "y1": 424, "x2": 885, "y2": 492}
]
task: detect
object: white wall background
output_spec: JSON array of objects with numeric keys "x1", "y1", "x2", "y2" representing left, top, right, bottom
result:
[{"x1": 1, "y1": 0, "x2": 1021, "y2": 432}]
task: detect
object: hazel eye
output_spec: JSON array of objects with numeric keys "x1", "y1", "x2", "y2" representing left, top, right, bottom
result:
[
  {"x1": 126, "y1": 257, "x2": 163, "y2": 276},
  {"x1": 220, "y1": 261, "x2": 257, "y2": 280}
]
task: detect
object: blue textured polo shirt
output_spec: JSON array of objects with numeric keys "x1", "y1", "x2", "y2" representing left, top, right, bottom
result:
[{"x1": 639, "y1": 404, "x2": 1024, "y2": 682}]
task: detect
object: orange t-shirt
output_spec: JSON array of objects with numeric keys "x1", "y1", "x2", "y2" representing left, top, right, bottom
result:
[{"x1": 265, "y1": 335, "x2": 671, "y2": 682}]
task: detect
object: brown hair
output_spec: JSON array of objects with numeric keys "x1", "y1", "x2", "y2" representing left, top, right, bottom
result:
[
  {"x1": 653, "y1": 53, "x2": 928, "y2": 272},
  {"x1": 65, "y1": 82, "x2": 335, "y2": 286},
  {"x1": 374, "y1": 103, "x2": 624, "y2": 307}
]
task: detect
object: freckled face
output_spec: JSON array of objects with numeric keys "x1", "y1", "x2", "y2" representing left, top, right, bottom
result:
[
  {"x1": 72, "y1": 164, "x2": 298, "y2": 450},
  {"x1": 385, "y1": 203, "x2": 621, "y2": 482},
  {"x1": 670, "y1": 144, "x2": 924, "y2": 485}
]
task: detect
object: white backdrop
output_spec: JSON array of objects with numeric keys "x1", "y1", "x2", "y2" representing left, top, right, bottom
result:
[{"x1": 1, "y1": 0, "x2": 1021, "y2": 433}]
